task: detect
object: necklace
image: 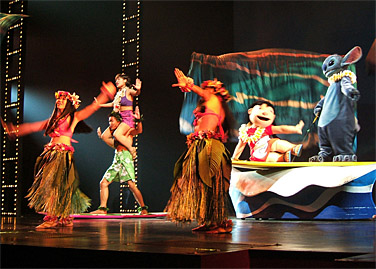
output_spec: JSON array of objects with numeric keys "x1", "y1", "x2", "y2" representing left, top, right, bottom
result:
[
  {"x1": 328, "y1": 70, "x2": 357, "y2": 85},
  {"x1": 239, "y1": 124, "x2": 265, "y2": 144},
  {"x1": 113, "y1": 86, "x2": 129, "y2": 112}
]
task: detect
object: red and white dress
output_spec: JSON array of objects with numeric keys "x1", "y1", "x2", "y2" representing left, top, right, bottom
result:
[{"x1": 238, "y1": 124, "x2": 278, "y2": 162}]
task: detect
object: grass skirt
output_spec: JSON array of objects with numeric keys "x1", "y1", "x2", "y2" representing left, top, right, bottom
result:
[
  {"x1": 26, "y1": 143, "x2": 91, "y2": 218},
  {"x1": 165, "y1": 138, "x2": 232, "y2": 226}
]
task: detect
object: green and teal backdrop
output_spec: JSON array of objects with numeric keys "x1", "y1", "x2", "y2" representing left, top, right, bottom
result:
[{"x1": 180, "y1": 49, "x2": 357, "y2": 150}]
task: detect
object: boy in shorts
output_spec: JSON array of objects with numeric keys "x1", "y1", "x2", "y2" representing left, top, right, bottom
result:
[{"x1": 90, "y1": 107, "x2": 148, "y2": 215}]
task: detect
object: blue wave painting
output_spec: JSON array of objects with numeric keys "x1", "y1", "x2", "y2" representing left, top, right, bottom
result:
[{"x1": 229, "y1": 164, "x2": 376, "y2": 219}]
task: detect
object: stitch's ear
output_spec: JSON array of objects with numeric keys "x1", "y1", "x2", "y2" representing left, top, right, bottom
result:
[{"x1": 342, "y1": 46, "x2": 362, "y2": 67}]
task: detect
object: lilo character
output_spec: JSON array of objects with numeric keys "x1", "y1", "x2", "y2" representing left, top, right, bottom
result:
[{"x1": 232, "y1": 100, "x2": 304, "y2": 162}]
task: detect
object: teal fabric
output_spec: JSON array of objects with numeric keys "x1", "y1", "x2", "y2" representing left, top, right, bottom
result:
[{"x1": 179, "y1": 49, "x2": 357, "y2": 146}]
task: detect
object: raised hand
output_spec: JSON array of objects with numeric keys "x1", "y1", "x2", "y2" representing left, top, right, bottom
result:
[
  {"x1": 172, "y1": 68, "x2": 188, "y2": 87},
  {"x1": 134, "y1": 78, "x2": 142, "y2": 91},
  {"x1": 1, "y1": 118, "x2": 17, "y2": 140},
  {"x1": 172, "y1": 68, "x2": 194, "y2": 92},
  {"x1": 133, "y1": 106, "x2": 140, "y2": 120},
  {"x1": 97, "y1": 127, "x2": 102, "y2": 138}
]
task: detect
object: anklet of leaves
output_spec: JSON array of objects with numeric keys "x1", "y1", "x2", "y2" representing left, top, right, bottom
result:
[{"x1": 137, "y1": 205, "x2": 148, "y2": 212}]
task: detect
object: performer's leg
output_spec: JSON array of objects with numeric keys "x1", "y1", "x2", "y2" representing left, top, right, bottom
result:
[
  {"x1": 101, "y1": 126, "x2": 112, "y2": 141},
  {"x1": 113, "y1": 123, "x2": 136, "y2": 158},
  {"x1": 317, "y1": 127, "x2": 333, "y2": 161},
  {"x1": 100, "y1": 126, "x2": 115, "y2": 147},
  {"x1": 90, "y1": 178, "x2": 111, "y2": 214},
  {"x1": 127, "y1": 180, "x2": 148, "y2": 215},
  {"x1": 327, "y1": 120, "x2": 356, "y2": 161},
  {"x1": 99, "y1": 178, "x2": 111, "y2": 209}
]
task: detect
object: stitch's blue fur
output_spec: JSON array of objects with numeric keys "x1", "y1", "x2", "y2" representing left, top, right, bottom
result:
[{"x1": 310, "y1": 46, "x2": 362, "y2": 162}]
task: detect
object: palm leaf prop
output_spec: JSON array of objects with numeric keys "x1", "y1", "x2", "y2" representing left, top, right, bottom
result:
[{"x1": 0, "y1": 13, "x2": 28, "y2": 40}]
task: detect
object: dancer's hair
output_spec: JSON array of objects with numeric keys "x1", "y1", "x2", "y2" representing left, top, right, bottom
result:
[
  {"x1": 44, "y1": 97, "x2": 92, "y2": 136},
  {"x1": 115, "y1": 73, "x2": 132, "y2": 88},
  {"x1": 109, "y1": 111, "x2": 123, "y2": 123}
]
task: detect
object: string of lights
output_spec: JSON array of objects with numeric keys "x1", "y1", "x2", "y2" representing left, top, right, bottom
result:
[
  {"x1": 119, "y1": 1, "x2": 141, "y2": 213},
  {"x1": 1, "y1": 0, "x2": 26, "y2": 216}
]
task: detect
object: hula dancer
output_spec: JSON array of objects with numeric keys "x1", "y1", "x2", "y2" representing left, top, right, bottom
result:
[
  {"x1": 164, "y1": 68, "x2": 234, "y2": 233},
  {"x1": 2, "y1": 83, "x2": 116, "y2": 228}
]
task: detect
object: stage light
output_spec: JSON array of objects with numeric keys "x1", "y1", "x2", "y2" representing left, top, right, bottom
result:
[{"x1": 23, "y1": 88, "x2": 53, "y2": 122}]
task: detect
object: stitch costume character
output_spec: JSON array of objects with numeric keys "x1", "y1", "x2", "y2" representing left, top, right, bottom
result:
[
  {"x1": 232, "y1": 100, "x2": 304, "y2": 162},
  {"x1": 309, "y1": 46, "x2": 362, "y2": 162}
]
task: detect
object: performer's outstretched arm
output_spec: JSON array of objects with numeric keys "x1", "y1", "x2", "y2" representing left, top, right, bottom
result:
[
  {"x1": 75, "y1": 82, "x2": 116, "y2": 122},
  {"x1": 172, "y1": 68, "x2": 211, "y2": 101},
  {"x1": 1, "y1": 118, "x2": 48, "y2": 138},
  {"x1": 271, "y1": 120, "x2": 304, "y2": 135}
]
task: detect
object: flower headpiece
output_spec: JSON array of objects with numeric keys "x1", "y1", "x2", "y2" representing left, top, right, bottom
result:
[
  {"x1": 109, "y1": 110, "x2": 123, "y2": 123},
  {"x1": 55, "y1": 91, "x2": 81, "y2": 109},
  {"x1": 201, "y1": 78, "x2": 231, "y2": 102}
]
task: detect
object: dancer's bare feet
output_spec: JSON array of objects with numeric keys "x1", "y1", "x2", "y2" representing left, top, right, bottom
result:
[
  {"x1": 59, "y1": 217, "x2": 74, "y2": 227},
  {"x1": 36, "y1": 216, "x2": 59, "y2": 229},
  {"x1": 192, "y1": 220, "x2": 233, "y2": 234},
  {"x1": 36, "y1": 221, "x2": 59, "y2": 229},
  {"x1": 204, "y1": 225, "x2": 232, "y2": 234},
  {"x1": 90, "y1": 209, "x2": 107, "y2": 214},
  {"x1": 192, "y1": 224, "x2": 208, "y2": 232},
  {"x1": 90, "y1": 207, "x2": 108, "y2": 214},
  {"x1": 140, "y1": 209, "x2": 148, "y2": 215},
  {"x1": 138, "y1": 206, "x2": 148, "y2": 215},
  {"x1": 206, "y1": 220, "x2": 233, "y2": 234}
]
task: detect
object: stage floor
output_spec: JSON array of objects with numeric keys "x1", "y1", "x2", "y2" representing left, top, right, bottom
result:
[{"x1": 1, "y1": 214, "x2": 375, "y2": 268}]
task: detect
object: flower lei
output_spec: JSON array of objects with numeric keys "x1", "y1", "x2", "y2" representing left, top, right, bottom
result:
[
  {"x1": 238, "y1": 124, "x2": 265, "y2": 144},
  {"x1": 328, "y1": 70, "x2": 357, "y2": 85},
  {"x1": 112, "y1": 86, "x2": 131, "y2": 112},
  {"x1": 44, "y1": 142, "x2": 75, "y2": 153},
  {"x1": 55, "y1": 91, "x2": 81, "y2": 109},
  {"x1": 186, "y1": 130, "x2": 226, "y2": 146}
]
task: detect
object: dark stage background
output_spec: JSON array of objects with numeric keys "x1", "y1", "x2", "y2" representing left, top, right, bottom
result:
[{"x1": 1, "y1": 1, "x2": 375, "y2": 214}]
